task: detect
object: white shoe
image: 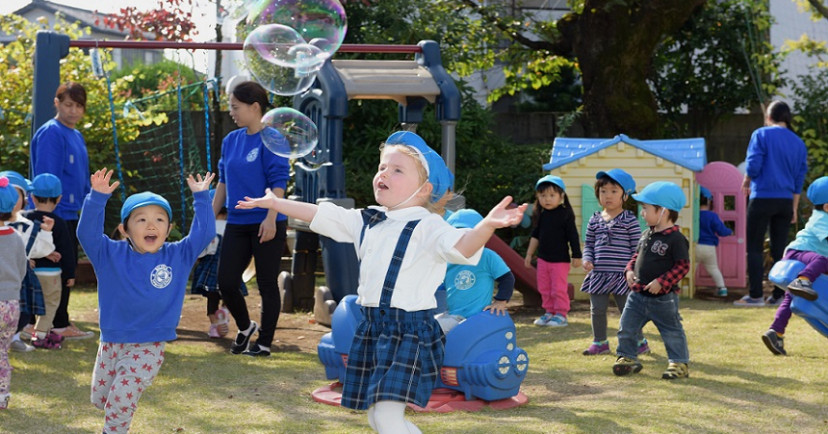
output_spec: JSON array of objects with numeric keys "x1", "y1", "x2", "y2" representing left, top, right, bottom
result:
[{"x1": 10, "y1": 339, "x2": 34, "y2": 352}]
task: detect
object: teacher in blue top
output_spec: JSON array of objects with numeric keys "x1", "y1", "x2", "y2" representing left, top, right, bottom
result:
[
  {"x1": 29, "y1": 82, "x2": 93, "y2": 339},
  {"x1": 212, "y1": 81, "x2": 290, "y2": 357},
  {"x1": 736, "y1": 100, "x2": 808, "y2": 307}
]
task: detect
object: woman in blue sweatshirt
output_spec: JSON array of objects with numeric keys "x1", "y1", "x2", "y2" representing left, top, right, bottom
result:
[
  {"x1": 736, "y1": 101, "x2": 808, "y2": 307},
  {"x1": 78, "y1": 168, "x2": 214, "y2": 434}
]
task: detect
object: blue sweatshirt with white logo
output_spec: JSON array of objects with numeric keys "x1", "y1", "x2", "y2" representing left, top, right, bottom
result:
[
  {"x1": 77, "y1": 189, "x2": 214, "y2": 343},
  {"x1": 745, "y1": 126, "x2": 807, "y2": 199}
]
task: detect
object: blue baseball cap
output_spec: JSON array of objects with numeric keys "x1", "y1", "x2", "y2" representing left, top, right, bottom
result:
[
  {"x1": 596, "y1": 168, "x2": 636, "y2": 195},
  {"x1": 0, "y1": 170, "x2": 32, "y2": 193},
  {"x1": 807, "y1": 176, "x2": 828, "y2": 205},
  {"x1": 535, "y1": 174, "x2": 566, "y2": 192},
  {"x1": 32, "y1": 173, "x2": 62, "y2": 198},
  {"x1": 385, "y1": 131, "x2": 454, "y2": 203},
  {"x1": 0, "y1": 177, "x2": 19, "y2": 213},
  {"x1": 699, "y1": 185, "x2": 712, "y2": 200},
  {"x1": 447, "y1": 208, "x2": 483, "y2": 229},
  {"x1": 632, "y1": 181, "x2": 686, "y2": 211},
  {"x1": 120, "y1": 191, "x2": 172, "y2": 223}
]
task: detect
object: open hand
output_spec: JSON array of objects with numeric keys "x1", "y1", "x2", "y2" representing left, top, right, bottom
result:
[
  {"x1": 483, "y1": 300, "x2": 509, "y2": 316},
  {"x1": 236, "y1": 188, "x2": 280, "y2": 211},
  {"x1": 486, "y1": 196, "x2": 529, "y2": 229},
  {"x1": 90, "y1": 169, "x2": 120, "y2": 195},
  {"x1": 187, "y1": 172, "x2": 215, "y2": 193}
]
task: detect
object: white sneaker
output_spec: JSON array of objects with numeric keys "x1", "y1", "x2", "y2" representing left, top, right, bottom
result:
[
  {"x1": 546, "y1": 314, "x2": 569, "y2": 327},
  {"x1": 10, "y1": 339, "x2": 34, "y2": 352},
  {"x1": 534, "y1": 313, "x2": 554, "y2": 326}
]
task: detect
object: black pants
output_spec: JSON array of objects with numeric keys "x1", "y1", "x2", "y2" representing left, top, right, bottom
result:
[
  {"x1": 218, "y1": 221, "x2": 286, "y2": 348},
  {"x1": 53, "y1": 218, "x2": 79, "y2": 329},
  {"x1": 746, "y1": 198, "x2": 792, "y2": 299}
]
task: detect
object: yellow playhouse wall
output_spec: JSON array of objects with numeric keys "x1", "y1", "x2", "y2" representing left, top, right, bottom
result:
[{"x1": 549, "y1": 141, "x2": 697, "y2": 298}]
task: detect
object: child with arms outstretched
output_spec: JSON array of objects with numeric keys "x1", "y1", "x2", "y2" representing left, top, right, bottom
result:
[
  {"x1": 78, "y1": 169, "x2": 214, "y2": 433},
  {"x1": 237, "y1": 131, "x2": 526, "y2": 434}
]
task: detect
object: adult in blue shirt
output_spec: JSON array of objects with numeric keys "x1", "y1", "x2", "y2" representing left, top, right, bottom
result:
[
  {"x1": 736, "y1": 101, "x2": 808, "y2": 307},
  {"x1": 212, "y1": 81, "x2": 290, "y2": 357},
  {"x1": 29, "y1": 82, "x2": 93, "y2": 339}
]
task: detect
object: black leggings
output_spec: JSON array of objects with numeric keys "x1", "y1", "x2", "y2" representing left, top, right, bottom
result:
[
  {"x1": 217, "y1": 221, "x2": 286, "y2": 347},
  {"x1": 53, "y1": 218, "x2": 79, "y2": 329},
  {"x1": 746, "y1": 198, "x2": 793, "y2": 299}
]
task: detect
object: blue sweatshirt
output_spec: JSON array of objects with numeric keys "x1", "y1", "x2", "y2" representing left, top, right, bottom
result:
[
  {"x1": 698, "y1": 210, "x2": 732, "y2": 246},
  {"x1": 745, "y1": 126, "x2": 807, "y2": 200},
  {"x1": 77, "y1": 189, "x2": 214, "y2": 343},
  {"x1": 30, "y1": 119, "x2": 91, "y2": 220},
  {"x1": 218, "y1": 128, "x2": 290, "y2": 225}
]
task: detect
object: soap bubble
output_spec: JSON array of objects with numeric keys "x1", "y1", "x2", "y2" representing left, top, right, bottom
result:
[
  {"x1": 243, "y1": 24, "x2": 326, "y2": 71},
  {"x1": 246, "y1": 0, "x2": 347, "y2": 60},
  {"x1": 261, "y1": 107, "x2": 318, "y2": 159}
]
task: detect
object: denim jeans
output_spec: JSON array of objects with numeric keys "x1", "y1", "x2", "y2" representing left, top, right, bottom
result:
[{"x1": 616, "y1": 291, "x2": 689, "y2": 363}]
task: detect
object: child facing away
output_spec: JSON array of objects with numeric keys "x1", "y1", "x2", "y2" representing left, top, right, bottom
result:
[
  {"x1": 78, "y1": 169, "x2": 214, "y2": 433},
  {"x1": 191, "y1": 189, "x2": 246, "y2": 338},
  {"x1": 762, "y1": 176, "x2": 828, "y2": 356},
  {"x1": 524, "y1": 175, "x2": 582, "y2": 327},
  {"x1": 580, "y1": 169, "x2": 648, "y2": 356},
  {"x1": 613, "y1": 181, "x2": 691, "y2": 380},
  {"x1": 436, "y1": 209, "x2": 515, "y2": 333},
  {"x1": 236, "y1": 131, "x2": 526, "y2": 434},
  {"x1": 23, "y1": 173, "x2": 76, "y2": 349},
  {"x1": 0, "y1": 177, "x2": 28, "y2": 409},
  {"x1": 696, "y1": 186, "x2": 733, "y2": 297}
]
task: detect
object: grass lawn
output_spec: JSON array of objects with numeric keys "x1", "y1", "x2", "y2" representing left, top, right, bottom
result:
[{"x1": 4, "y1": 286, "x2": 827, "y2": 433}]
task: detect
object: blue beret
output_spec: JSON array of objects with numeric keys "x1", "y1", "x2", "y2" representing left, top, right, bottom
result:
[{"x1": 385, "y1": 131, "x2": 454, "y2": 203}]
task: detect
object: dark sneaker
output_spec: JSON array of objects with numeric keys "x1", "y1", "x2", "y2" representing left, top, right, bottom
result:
[
  {"x1": 32, "y1": 335, "x2": 61, "y2": 350},
  {"x1": 765, "y1": 295, "x2": 782, "y2": 306},
  {"x1": 612, "y1": 356, "x2": 642, "y2": 376},
  {"x1": 662, "y1": 362, "x2": 689, "y2": 380},
  {"x1": 787, "y1": 279, "x2": 818, "y2": 301},
  {"x1": 583, "y1": 340, "x2": 610, "y2": 355},
  {"x1": 242, "y1": 342, "x2": 271, "y2": 357},
  {"x1": 230, "y1": 321, "x2": 258, "y2": 354},
  {"x1": 761, "y1": 329, "x2": 786, "y2": 355},
  {"x1": 733, "y1": 295, "x2": 765, "y2": 307},
  {"x1": 637, "y1": 338, "x2": 651, "y2": 355}
]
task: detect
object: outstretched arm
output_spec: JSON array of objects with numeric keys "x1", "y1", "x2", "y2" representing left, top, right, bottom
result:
[
  {"x1": 90, "y1": 168, "x2": 120, "y2": 194},
  {"x1": 454, "y1": 196, "x2": 528, "y2": 258},
  {"x1": 187, "y1": 172, "x2": 215, "y2": 193},
  {"x1": 236, "y1": 188, "x2": 319, "y2": 223}
]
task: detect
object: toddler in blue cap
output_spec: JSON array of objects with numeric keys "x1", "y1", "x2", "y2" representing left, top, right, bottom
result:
[
  {"x1": 236, "y1": 131, "x2": 527, "y2": 433},
  {"x1": 614, "y1": 181, "x2": 691, "y2": 380},
  {"x1": 77, "y1": 168, "x2": 215, "y2": 433}
]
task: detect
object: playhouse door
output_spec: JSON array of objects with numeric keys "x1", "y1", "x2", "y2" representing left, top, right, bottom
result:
[{"x1": 695, "y1": 162, "x2": 747, "y2": 288}]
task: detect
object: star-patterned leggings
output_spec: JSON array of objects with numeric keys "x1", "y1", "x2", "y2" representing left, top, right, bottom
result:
[{"x1": 91, "y1": 341, "x2": 166, "y2": 433}]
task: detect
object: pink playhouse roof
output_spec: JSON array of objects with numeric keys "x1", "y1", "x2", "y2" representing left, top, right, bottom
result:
[{"x1": 543, "y1": 134, "x2": 707, "y2": 172}]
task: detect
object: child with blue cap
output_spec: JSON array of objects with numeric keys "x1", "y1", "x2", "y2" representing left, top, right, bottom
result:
[
  {"x1": 237, "y1": 131, "x2": 527, "y2": 433},
  {"x1": 78, "y1": 168, "x2": 215, "y2": 433},
  {"x1": 0, "y1": 176, "x2": 28, "y2": 409},
  {"x1": 762, "y1": 176, "x2": 828, "y2": 356},
  {"x1": 525, "y1": 174, "x2": 582, "y2": 327},
  {"x1": 613, "y1": 181, "x2": 691, "y2": 380},
  {"x1": 696, "y1": 185, "x2": 733, "y2": 297}
]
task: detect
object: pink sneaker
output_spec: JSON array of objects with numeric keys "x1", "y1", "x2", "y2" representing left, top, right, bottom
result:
[
  {"x1": 208, "y1": 324, "x2": 221, "y2": 339},
  {"x1": 583, "y1": 340, "x2": 610, "y2": 355}
]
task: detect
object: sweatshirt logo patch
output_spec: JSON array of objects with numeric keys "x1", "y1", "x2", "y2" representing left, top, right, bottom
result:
[
  {"x1": 150, "y1": 264, "x2": 173, "y2": 289},
  {"x1": 454, "y1": 270, "x2": 476, "y2": 290},
  {"x1": 246, "y1": 148, "x2": 259, "y2": 162}
]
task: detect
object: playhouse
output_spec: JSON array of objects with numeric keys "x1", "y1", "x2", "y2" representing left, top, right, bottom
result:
[{"x1": 542, "y1": 134, "x2": 706, "y2": 298}]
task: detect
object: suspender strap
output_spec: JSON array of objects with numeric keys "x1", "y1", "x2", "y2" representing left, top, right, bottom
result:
[{"x1": 378, "y1": 220, "x2": 420, "y2": 309}]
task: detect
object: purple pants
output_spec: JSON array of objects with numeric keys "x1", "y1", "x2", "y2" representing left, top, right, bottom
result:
[{"x1": 769, "y1": 249, "x2": 828, "y2": 334}]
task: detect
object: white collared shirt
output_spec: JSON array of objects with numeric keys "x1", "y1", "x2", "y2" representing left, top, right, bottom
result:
[{"x1": 310, "y1": 202, "x2": 482, "y2": 311}]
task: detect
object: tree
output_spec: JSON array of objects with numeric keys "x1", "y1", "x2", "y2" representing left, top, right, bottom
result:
[{"x1": 95, "y1": 0, "x2": 198, "y2": 41}]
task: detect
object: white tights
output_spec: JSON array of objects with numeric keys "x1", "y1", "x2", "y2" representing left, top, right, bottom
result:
[{"x1": 367, "y1": 401, "x2": 422, "y2": 434}]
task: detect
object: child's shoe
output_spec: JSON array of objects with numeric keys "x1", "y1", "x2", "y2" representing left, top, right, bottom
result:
[
  {"x1": 230, "y1": 321, "x2": 258, "y2": 354},
  {"x1": 765, "y1": 295, "x2": 782, "y2": 306},
  {"x1": 215, "y1": 306, "x2": 230, "y2": 336},
  {"x1": 242, "y1": 342, "x2": 271, "y2": 357},
  {"x1": 637, "y1": 338, "x2": 651, "y2": 355},
  {"x1": 32, "y1": 335, "x2": 61, "y2": 350},
  {"x1": 612, "y1": 356, "x2": 642, "y2": 376},
  {"x1": 733, "y1": 295, "x2": 765, "y2": 307},
  {"x1": 717, "y1": 287, "x2": 728, "y2": 297},
  {"x1": 661, "y1": 362, "x2": 689, "y2": 380},
  {"x1": 208, "y1": 324, "x2": 221, "y2": 339},
  {"x1": 761, "y1": 329, "x2": 786, "y2": 355},
  {"x1": 20, "y1": 324, "x2": 34, "y2": 340},
  {"x1": 533, "y1": 313, "x2": 554, "y2": 326},
  {"x1": 583, "y1": 340, "x2": 610, "y2": 355},
  {"x1": 10, "y1": 338, "x2": 34, "y2": 353},
  {"x1": 546, "y1": 314, "x2": 568, "y2": 327},
  {"x1": 0, "y1": 393, "x2": 9, "y2": 410},
  {"x1": 46, "y1": 331, "x2": 64, "y2": 344},
  {"x1": 787, "y1": 278, "x2": 818, "y2": 301}
]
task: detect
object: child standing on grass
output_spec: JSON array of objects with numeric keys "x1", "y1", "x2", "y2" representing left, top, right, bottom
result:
[
  {"x1": 613, "y1": 181, "x2": 691, "y2": 380},
  {"x1": 0, "y1": 177, "x2": 28, "y2": 409},
  {"x1": 762, "y1": 176, "x2": 828, "y2": 356},
  {"x1": 524, "y1": 175, "x2": 581, "y2": 327},
  {"x1": 581, "y1": 169, "x2": 648, "y2": 356},
  {"x1": 78, "y1": 168, "x2": 214, "y2": 433},
  {"x1": 696, "y1": 186, "x2": 733, "y2": 297},
  {"x1": 237, "y1": 131, "x2": 526, "y2": 434}
]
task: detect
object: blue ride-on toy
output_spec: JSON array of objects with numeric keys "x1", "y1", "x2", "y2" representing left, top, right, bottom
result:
[
  {"x1": 317, "y1": 295, "x2": 529, "y2": 402},
  {"x1": 768, "y1": 259, "x2": 828, "y2": 338}
]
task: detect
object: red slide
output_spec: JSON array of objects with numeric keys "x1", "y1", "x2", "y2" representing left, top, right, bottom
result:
[{"x1": 486, "y1": 234, "x2": 539, "y2": 304}]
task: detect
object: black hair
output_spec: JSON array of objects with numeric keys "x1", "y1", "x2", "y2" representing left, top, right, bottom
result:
[
  {"x1": 531, "y1": 181, "x2": 574, "y2": 227},
  {"x1": 232, "y1": 81, "x2": 271, "y2": 116},
  {"x1": 652, "y1": 205, "x2": 679, "y2": 223},
  {"x1": 32, "y1": 195, "x2": 58, "y2": 204},
  {"x1": 815, "y1": 204, "x2": 826, "y2": 212},
  {"x1": 766, "y1": 100, "x2": 793, "y2": 129},
  {"x1": 56, "y1": 82, "x2": 87, "y2": 108},
  {"x1": 594, "y1": 175, "x2": 637, "y2": 211},
  {"x1": 700, "y1": 195, "x2": 709, "y2": 207},
  {"x1": 0, "y1": 211, "x2": 10, "y2": 221}
]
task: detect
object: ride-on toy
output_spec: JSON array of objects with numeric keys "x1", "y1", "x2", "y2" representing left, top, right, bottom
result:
[
  {"x1": 768, "y1": 259, "x2": 828, "y2": 338},
  {"x1": 314, "y1": 295, "x2": 529, "y2": 411}
]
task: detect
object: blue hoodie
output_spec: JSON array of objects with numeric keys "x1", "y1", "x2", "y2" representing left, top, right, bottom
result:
[
  {"x1": 745, "y1": 126, "x2": 807, "y2": 199},
  {"x1": 77, "y1": 189, "x2": 214, "y2": 343}
]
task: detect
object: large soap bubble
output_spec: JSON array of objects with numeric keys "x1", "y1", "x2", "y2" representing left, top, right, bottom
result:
[
  {"x1": 261, "y1": 107, "x2": 318, "y2": 159},
  {"x1": 243, "y1": 24, "x2": 326, "y2": 71},
  {"x1": 243, "y1": 27, "x2": 318, "y2": 95},
  {"x1": 246, "y1": 0, "x2": 347, "y2": 60}
]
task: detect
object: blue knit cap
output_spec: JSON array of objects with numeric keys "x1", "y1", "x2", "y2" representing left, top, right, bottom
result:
[
  {"x1": 447, "y1": 208, "x2": 483, "y2": 229},
  {"x1": 384, "y1": 131, "x2": 454, "y2": 203},
  {"x1": 0, "y1": 177, "x2": 18, "y2": 213},
  {"x1": 807, "y1": 176, "x2": 828, "y2": 205},
  {"x1": 120, "y1": 191, "x2": 173, "y2": 223},
  {"x1": 632, "y1": 181, "x2": 686, "y2": 212}
]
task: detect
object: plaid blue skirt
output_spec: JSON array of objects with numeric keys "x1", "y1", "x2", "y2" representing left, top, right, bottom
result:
[
  {"x1": 191, "y1": 255, "x2": 248, "y2": 296},
  {"x1": 340, "y1": 306, "x2": 445, "y2": 410},
  {"x1": 20, "y1": 266, "x2": 45, "y2": 316}
]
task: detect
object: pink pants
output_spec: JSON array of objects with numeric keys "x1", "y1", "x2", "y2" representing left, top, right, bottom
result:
[{"x1": 537, "y1": 259, "x2": 571, "y2": 316}]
